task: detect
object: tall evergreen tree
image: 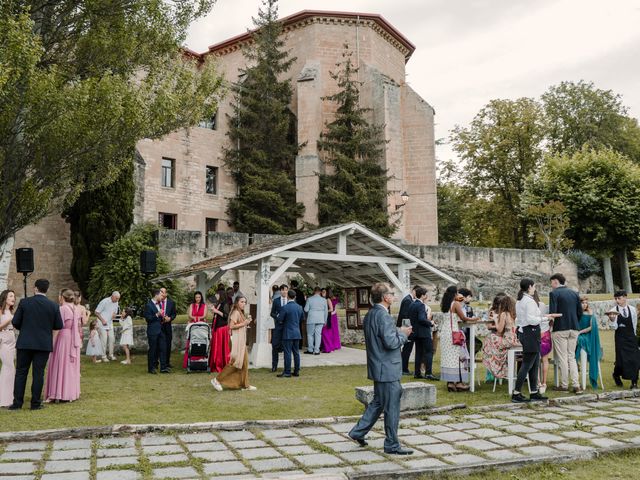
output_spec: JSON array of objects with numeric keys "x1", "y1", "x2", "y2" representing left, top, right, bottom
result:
[
  {"x1": 223, "y1": 0, "x2": 304, "y2": 234},
  {"x1": 62, "y1": 154, "x2": 135, "y2": 296},
  {"x1": 317, "y1": 46, "x2": 396, "y2": 237}
]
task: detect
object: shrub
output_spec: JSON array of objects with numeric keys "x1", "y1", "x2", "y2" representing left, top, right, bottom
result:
[
  {"x1": 88, "y1": 224, "x2": 188, "y2": 315},
  {"x1": 565, "y1": 249, "x2": 601, "y2": 280}
]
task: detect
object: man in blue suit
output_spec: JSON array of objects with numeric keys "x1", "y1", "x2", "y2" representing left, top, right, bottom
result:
[
  {"x1": 349, "y1": 282, "x2": 414, "y2": 455},
  {"x1": 408, "y1": 287, "x2": 436, "y2": 380},
  {"x1": 269, "y1": 284, "x2": 288, "y2": 372},
  {"x1": 143, "y1": 289, "x2": 168, "y2": 374},
  {"x1": 278, "y1": 290, "x2": 303, "y2": 378}
]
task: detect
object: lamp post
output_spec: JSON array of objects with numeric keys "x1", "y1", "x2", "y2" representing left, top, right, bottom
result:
[{"x1": 395, "y1": 191, "x2": 410, "y2": 210}]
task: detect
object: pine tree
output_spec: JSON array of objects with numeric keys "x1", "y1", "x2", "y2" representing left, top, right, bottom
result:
[
  {"x1": 317, "y1": 46, "x2": 396, "y2": 237},
  {"x1": 63, "y1": 155, "x2": 135, "y2": 296},
  {"x1": 223, "y1": 0, "x2": 304, "y2": 234}
]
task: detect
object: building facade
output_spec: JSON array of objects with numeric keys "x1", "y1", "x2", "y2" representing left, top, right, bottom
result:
[{"x1": 9, "y1": 10, "x2": 439, "y2": 295}]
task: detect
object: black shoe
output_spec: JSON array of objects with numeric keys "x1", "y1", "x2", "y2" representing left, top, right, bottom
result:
[
  {"x1": 385, "y1": 447, "x2": 413, "y2": 455},
  {"x1": 424, "y1": 374, "x2": 439, "y2": 381},
  {"x1": 402, "y1": 370, "x2": 413, "y2": 376},
  {"x1": 314, "y1": 352, "x2": 320, "y2": 355},
  {"x1": 167, "y1": 364, "x2": 174, "y2": 369},
  {"x1": 530, "y1": 392, "x2": 548, "y2": 401},
  {"x1": 271, "y1": 367, "x2": 277, "y2": 372},
  {"x1": 277, "y1": 373, "x2": 291, "y2": 378},
  {"x1": 7, "y1": 404, "x2": 22, "y2": 410},
  {"x1": 614, "y1": 374, "x2": 623, "y2": 387},
  {"x1": 148, "y1": 370, "x2": 158, "y2": 374},
  {"x1": 303, "y1": 351, "x2": 314, "y2": 355},
  {"x1": 348, "y1": 434, "x2": 368, "y2": 447},
  {"x1": 511, "y1": 392, "x2": 531, "y2": 403},
  {"x1": 414, "y1": 374, "x2": 425, "y2": 379},
  {"x1": 160, "y1": 369, "x2": 171, "y2": 373},
  {"x1": 292, "y1": 372, "x2": 299, "y2": 377},
  {"x1": 631, "y1": 383, "x2": 638, "y2": 390},
  {"x1": 30, "y1": 405, "x2": 44, "y2": 410}
]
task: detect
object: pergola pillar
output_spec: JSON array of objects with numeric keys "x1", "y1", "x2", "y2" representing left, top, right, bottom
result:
[{"x1": 251, "y1": 258, "x2": 272, "y2": 368}]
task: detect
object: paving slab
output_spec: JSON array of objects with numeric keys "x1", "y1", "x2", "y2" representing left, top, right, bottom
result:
[
  {"x1": 457, "y1": 439, "x2": 502, "y2": 451},
  {"x1": 404, "y1": 457, "x2": 448, "y2": 469},
  {"x1": 590, "y1": 438, "x2": 628, "y2": 448},
  {"x1": 0, "y1": 463, "x2": 37, "y2": 475},
  {"x1": 152, "y1": 466, "x2": 199, "y2": 479},
  {"x1": 249, "y1": 457, "x2": 296, "y2": 472},
  {"x1": 44, "y1": 459, "x2": 91, "y2": 472},
  {"x1": 533, "y1": 422, "x2": 562, "y2": 431},
  {"x1": 528, "y1": 432, "x2": 565, "y2": 443},
  {"x1": 561, "y1": 430, "x2": 596, "y2": 439},
  {"x1": 330, "y1": 423, "x2": 355, "y2": 433},
  {"x1": 262, "y1": 470, "x2": 307, "y2": 478},
  {"x1": 466, "y1": 428, "x2": 506, "y2": 438},
  {"x1": 518, "y1": 445, "x2": 558, "y2": 456},
  {"x1": 356, "y1": 462, "x2": 403, "y2": 472},
  {"x1": 324, "y1": 442, "x2": 360, "y2": 453},
  {"x1": 483, "y1": 449, "x2": 525, "y2": 460},
  {"x1": 295, "y1": 426, "x2": 334, "y2": 436},
  {"x1": 591, "y1": 425, "x2": 625, "y2": 434},
  {"x1": 41, "y1": 473, "x2": 90, "y2": 480},
  {"x1": 442, "y1": 453, "x2": 486, "y2": 465},
  {"x1": 261, "y1": 429, "x2": 300, "y2": 439},
  {"x1": 534, "y1": 413, "x2": 566, "y2": 421},
  {"x1": 419, "y1": 443, "x2": 459, "y2": 455},
  {"x1": 142, "y1": 444, "x2": 184, "y2": 455},
  {"x1": 617, "y1": 423, "x2": 640, "y2": 432},
  {"x1": 178, "y1": 432, "x2": 218, "y2": 443},
  {"x1": 311, "y1": 433, "x2": 347, "y2": 443},
  {"x1": 184, "y1": 441, "x2": 226, "y2": 452},
  {"x1": 229, "y1": 439, "x2": 269, "y2": 449},
  {"x1": 99, "y1": 437, "x2": 136, "y2": 448},
  {"x1": 279, "y1": 445, "x2": 316, "y2": 455},
  {"x1": 140, "y1": 435, "x2": 178, "y2": 446},
  {"x1": 4, "y1": 442, "x2": 47, "y2": 452},
  {"x1": 448, "y1": 422, "x2": 481, "y2": 430},
  {"x1": 219, "y1": 431, "x2": 256, "y2": 442},
  {"x1": 429, "y1": 414, "x2": 454, "y2": 422},
  {"x1": 554, "y1": 443, "x2": 595, "y2": 452},
  {"x1": 295, "y1": 453, "x2": 343, "y2": 467},
  {"x1": 0, "y1": 451, "x2": 45, "y2": 461},
  {"x1": 270, "y1": 436, "x2": 305, "y2": 446},
  {"x1": 490, "y1": 435, "x2": 532, "y2": 447},
  {"x1": 52, "y1": 439, "x2": 92, "y2": 450},
  {"x1": 413, "y1": 424, "x2": 452, "y2": 433},
  {"x1": 402, "y1": 434, "x2": 440, "y2": 445},
  {"x1": 48, "y1": 449, "x2": 91, "y2": 461},
  {"x1": 202, "y1": 460, "x2": 249, "y2": 475},
  {"x1": 473, "y1": 418, "x2": 512, "y2": 427},
  {"x1": 588, "y1": 416, "x2": 622, "y2": 425},
  {"x1": 502, "y1": 424, "x2": 539, "y2": 434},
  {"x1": 96, "y1": 456, "x2": 139, "y2": 468},
  {"x1": 147, "y1": 453, "x2": 189, "y2": 463},
  {"x1": 192, "y1": 450, "x2": 237, "y2": 462},
  {"x1": 339, "y1": 450, "x2": 387, "y2": 463},
  {"x1": 96, "y1": 470, "x2": 141, "y2": 480},
  {"x1": 238, "y1": 447, "x2": 281, "y2": 459},
  {"x1": 97, "y1": 447, "x2": 138, "y2": 458},
  {"x1": 432, "y1": 431, "x2": 473, "y2": 442}
]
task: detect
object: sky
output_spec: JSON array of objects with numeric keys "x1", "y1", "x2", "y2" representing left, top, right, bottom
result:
[{"x1": 185, "y1": 0, "x2": 640, "y2": 166}]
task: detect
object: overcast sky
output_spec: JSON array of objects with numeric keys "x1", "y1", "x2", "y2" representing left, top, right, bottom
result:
[{"x1": 186, "y1": 0, "x2": 640, "y2": 166}]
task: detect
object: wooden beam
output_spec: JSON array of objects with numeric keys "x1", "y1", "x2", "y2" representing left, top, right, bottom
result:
[
  {"x1": 275, "y1": 251, "x2": 405, "y2": 264},
  {"x1": 378, "y1": 262, "x2": 405, "y2": 294},
  {"x1": 268, "y1": 256, "x2": 296, "y2": 284}
]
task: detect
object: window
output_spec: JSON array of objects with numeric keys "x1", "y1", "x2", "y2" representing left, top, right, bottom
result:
[
  {"x1": 161, "y1": 158, "x2": 175, "y2": 188},
  {"x1": 158, "y1": 213, "x2": 177, "y2": 230},
  {"x1": 205, "y1": 218, "x2": 218, "y2": 248},
  {"x1": 198, "y1": 110, "x2": 218, "y2": 130},
  {"x1": 206, "y1": 166, "x2": 218, "y2": 195}
]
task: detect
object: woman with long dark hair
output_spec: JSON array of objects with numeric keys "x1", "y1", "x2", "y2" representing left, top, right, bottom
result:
[
  {"x1": 482, "y1": 295, "x2": 520, "y2": 379},
  {"x1": 0, "y1": 289, "x2": 17, "y2": 407},
  {"x1": 182, "y1": 291, "x2": 208, "y2": 369},
  {"x1": 439, "y1": 286, "x2": 478, "y2": 391},
  {"x1": 209, "y1": 286, "x2": 231, "y2": 372},
  {"x1": 513, "y1": 278, "x2": 560, "y2": 403}
]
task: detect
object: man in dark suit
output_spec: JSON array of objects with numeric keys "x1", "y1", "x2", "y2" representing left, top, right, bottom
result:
[
  {"x1": 270, "y1": 284, "x2": 288, "y2": 372},
  {"x1": 349, "y1": 282, "x2": 413, "y2": 455},
  {"x1": 159, "y1": 287, "x2": 177, "y2": 369},
  {"x1": 10, "y1": 279, "x2": 63, "y2": 410},
  {"x1": 278, "y1": 290, "x2": 303, "y2": 378},
  {"x1": 408, "y1": 287, "x2": 436, "y2": 380},
  {"x1": 397, "y1": 286, "x2": 418, "y2": 375},
  {"x1": 143, "y1": 289, "x2": 169, "y2": 374},
  {"x1": 549, "y1": 273, "x2": 583, "y2": 393}
]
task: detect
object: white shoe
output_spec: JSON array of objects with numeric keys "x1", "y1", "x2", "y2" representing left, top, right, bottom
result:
[
  {"x1": 244, "y1": 385, "x2": 257, "y2": 391},
  {"x1": 121, "y1": 360, "x2": 130, "y2": 365},
  {"x1": 539, "y1": 384, "x2": 547, "y2": 394},
  {"x1": 211, "y1": 378, "x2": 223, "y2": 392},
  {"x1": 109, "y1": 356, "x2": 117, "y2": 361},
  {"x1": 102, "y1": 358, "x2": 109, "y2": 363}
]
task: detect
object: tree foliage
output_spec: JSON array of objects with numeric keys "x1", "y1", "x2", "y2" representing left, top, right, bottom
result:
[
  {"x1": 523, "y1": 148, "x2": 640, "y2": 256},
  {"x1": 223, "y1": 0, "x2": 304, "y2": 234},
  {"x1": 0, "y1": 0, "x2": 223, "y2": 248},
  {"x1": 88, "y1": 224, "x2": 188, "y2": 314},
  {"x1": 450, "y1": 98, "x2": 546, "y2": 247},
  {"x1": 62, "y1": 156, "x2": 136, "y2": 297},
  {"x1": 317, "y1": 46, "x2": 396, "y2": 237},
  {"x1": 526, "y1": 200, "x2": 574, "y2": 270}
]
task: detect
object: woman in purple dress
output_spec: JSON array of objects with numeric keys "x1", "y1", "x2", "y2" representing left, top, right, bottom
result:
[
  {"x1": 321, "y1": 288, "x2": 342, "y2": 353},
  {"x1": 45, "y1": 289, "x2": 81, "y2": 402}
]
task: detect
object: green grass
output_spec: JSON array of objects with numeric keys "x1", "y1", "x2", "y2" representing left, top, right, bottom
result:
[
  {"x1": 0, "y1": 330, "x2": 623, "y2": 433},
  {"x1": 421, "y1": 449, "x2": 640, "y2": 479}
]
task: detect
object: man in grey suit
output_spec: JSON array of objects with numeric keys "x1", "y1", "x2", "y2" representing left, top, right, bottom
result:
[
  {"x1": 304, "y1": 287, "x2": 328, "y2": 355},
  {"x1": 349, "y1": 283, "x2": 414, "y2": 455}
]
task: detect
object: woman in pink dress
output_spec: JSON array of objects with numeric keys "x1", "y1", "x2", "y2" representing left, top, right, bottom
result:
[
  {"x1": 0, "y1": 289, "x2": 17, "y2": 407},
  {"x1": 45, "y1": 289, "x2": 81, "y2": 402},
  {"x1": 321, "y1": 288, "x2": 342, "y2": 353}
]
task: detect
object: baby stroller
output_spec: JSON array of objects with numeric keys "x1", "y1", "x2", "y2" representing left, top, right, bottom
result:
[{"x1": 185, "y1": 322, "x2": 211, "y2": 373}]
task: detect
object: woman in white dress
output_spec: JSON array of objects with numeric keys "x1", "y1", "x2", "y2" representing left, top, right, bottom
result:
[
  {"x1": 0, "y1": 290, "x2": 17, "y2": 407},
  {"x1": 439, "y1": 286, "x2": 478, "y2": 392}
]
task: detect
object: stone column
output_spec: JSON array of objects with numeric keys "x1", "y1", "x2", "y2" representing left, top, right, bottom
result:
[{"x1": 250, "y1": 258, "x2": 272, "y2": 368}]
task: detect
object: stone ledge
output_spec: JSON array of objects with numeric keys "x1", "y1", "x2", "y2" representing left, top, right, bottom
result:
[{"x1": 355, "y1": 382, "x2": 437, "y2": 411}]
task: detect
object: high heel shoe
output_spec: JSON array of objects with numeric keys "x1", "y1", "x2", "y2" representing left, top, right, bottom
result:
[
  {"x1": 456, "y1": 383, "x2": 470, "y2": 391},
  {"x1": 447, "y1": 383, "x2": 458, "y2": 392}
]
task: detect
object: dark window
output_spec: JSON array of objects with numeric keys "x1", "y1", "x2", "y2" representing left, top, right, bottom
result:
[
  {"x1": 206, "y1": 166, "x2": 218, "y2": 195},
  {"x1": 198, "y1": 110, "x2": 217, "y2": 130},
  {"x1": 161, "y1": 158, "x2": 175, "y2": 188},
  {"x1": 158, "y1": 213, "x2": 177, "y2": 230},
  {"x1": 205, "y1": 218, "x2": 218, "y2": 248}
]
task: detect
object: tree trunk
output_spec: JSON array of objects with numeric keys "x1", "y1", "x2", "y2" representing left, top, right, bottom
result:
[
  {"x1": 618, "y1": 248, "x2": 633, "y2": 294},
  {"x1": 0, "y1": 236, "x2": 15, "y2": 292},
  {"x1": 602, "y1": 256, "x2": 614, "y2": 294}
]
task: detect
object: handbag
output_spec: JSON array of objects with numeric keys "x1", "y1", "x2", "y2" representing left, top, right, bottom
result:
[{"x1": 450, "y1": 311, "x2": 466, "y2": 346}]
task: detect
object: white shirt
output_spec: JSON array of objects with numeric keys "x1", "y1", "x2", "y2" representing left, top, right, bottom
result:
[
  {"x1": 515, "y1": 294, "x2": 544, "y2": 331},
  {"x1": 610, "y1": 304, "x2": 638, "y2": 333},
  {"x1": 95, "y1": 297, "x2": 119, "y2": 330}
]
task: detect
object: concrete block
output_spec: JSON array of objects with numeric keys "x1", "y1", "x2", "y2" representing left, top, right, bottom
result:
[{"x1": 355, "y1": 382, "x2": 436, "y2": 411}]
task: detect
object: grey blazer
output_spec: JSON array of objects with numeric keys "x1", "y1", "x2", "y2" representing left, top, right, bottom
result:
[{"x1": 363, "y1": 304, "x2": 408, "y2": 382}]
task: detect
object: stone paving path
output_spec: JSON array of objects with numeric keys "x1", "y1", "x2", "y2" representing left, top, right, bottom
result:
[{"x1": 2, "y1": 396, "x2": 640, "y2": 479}]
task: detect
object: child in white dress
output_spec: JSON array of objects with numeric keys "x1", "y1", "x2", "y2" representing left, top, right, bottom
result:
[
  {"x1": 86, "y1": 320, "x2": 104, "y2": 363},
  {"x1": 119, "y1": 308, "x2": 134, "y2": 365}
]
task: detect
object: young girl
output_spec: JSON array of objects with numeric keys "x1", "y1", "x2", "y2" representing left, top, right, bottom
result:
[
  {"x1": 119, "y1": 307, "x2": 134, "y2": 365},
  {"x1": 536, "y1": 292, "x2": 553, "y2": 394},
  {"x1": 86, "y1": 319, "x2": 104, "y2": 363}
]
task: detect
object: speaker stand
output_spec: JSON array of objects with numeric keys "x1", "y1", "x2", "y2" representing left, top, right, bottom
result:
[{"x1": 22, "y1": 272, "x2": 29, "y2": 298}]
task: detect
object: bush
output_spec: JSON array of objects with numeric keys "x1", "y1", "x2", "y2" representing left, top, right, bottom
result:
[
  {"x1": 88, "y1": 224, "x2": 188, "y2": 315},
  {"x1": 566, "y1": 249, "x2": 601, "y2": 280}
]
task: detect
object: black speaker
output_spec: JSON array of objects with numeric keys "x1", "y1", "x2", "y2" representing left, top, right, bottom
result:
[
  {"x1": 15, "y1": 248, "x2": 34, "y2": 273},
  {"x1": 140, "y1": 250, "x2": 157, "y2": 274}
]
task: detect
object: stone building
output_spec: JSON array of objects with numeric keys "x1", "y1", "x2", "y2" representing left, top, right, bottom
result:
[{"x1": 9, "y1": 10, "x2": 439, "y2": 295}]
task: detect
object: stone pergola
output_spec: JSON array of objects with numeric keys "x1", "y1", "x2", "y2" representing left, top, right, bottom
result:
[{"x1": 155, "y1": 223, "x2": 457, "y2": 368}]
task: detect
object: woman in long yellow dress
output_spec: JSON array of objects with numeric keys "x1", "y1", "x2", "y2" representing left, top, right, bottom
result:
[{"x1": 211, "y1": 295, "x2": 257, "y2": 391}]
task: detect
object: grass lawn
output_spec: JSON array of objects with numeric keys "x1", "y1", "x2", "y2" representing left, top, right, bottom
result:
[
  {"x1": 0, "y1": 330, "x2": 624, "y2": 433},
  {"x1": 422, "y1": 449, "x2": 640, "y2": 480}
]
